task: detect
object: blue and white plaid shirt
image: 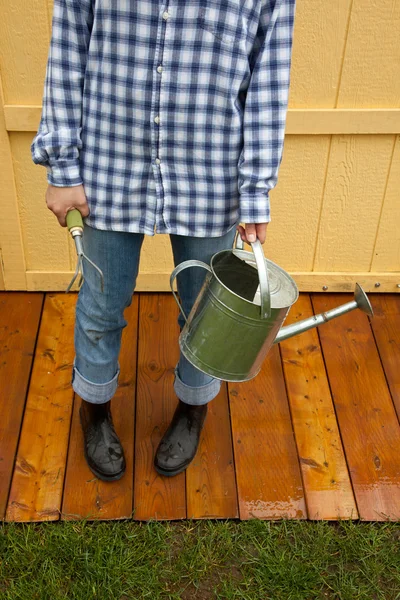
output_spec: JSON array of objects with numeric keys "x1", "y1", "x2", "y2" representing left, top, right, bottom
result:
[{"x1": 31, "y1": 0, "x2": 296, "y2": 237}]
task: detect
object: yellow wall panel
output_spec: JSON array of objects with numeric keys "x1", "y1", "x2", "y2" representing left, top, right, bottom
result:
[
  {"x1": 337, "y1": 0, "x2": 400, "y2": 107},
  {"x1": 265, "y1": 135, "x2": 331, "y2": 271},
  {"x1": 0, "y1": 73, "x2": 26, "y2": 290},
  {"x1": 313, "y1": 134, "x2": 395, "y2": 272},
  {"x1": 0, "y1": 0, "x2": 399, "y2": 291},
  {"x1": 10, "y1": 133, "x2": 72, "y2": 271},
  {"x1": 140, "y1": 235, "x2": 175, "y2": 277},
  {"x1": 0, "y1": 1, "x2": 50, "y2": 104},
  {"x1": 0, "y1": 250, "x2": 4, "y2": 290},
  {"x1": 289, "y1": 0, "x2": 353, "y2": 107},
  {"x1": 372, "y1": 136, "x2": 400, "y2": 272}
]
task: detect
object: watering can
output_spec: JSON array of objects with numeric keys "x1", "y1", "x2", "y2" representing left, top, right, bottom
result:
[{"x1": 170, "y1": 231, "x2": 374, "y2": 382}]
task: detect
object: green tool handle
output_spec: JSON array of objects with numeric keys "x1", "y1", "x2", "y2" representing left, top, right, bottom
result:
[{"x1": 66, "y1": 208, "x2": 84, "y2": 231}]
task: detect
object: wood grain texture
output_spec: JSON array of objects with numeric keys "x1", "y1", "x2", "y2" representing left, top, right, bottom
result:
[
  {"x1": 266, "y1": 135, "x2": 330, "y2": 273},
  {"x1": 228, "y1": 345, "x2": 307, "y2": 520},
  {"x1": 0, "y1": 252, "x2": 4, "y2": 290},
  {"x1": 8, "y1": 106, "x2": 400, "y2": 135},
  {"x1": 186, "y1": 382, "x2": 239, "y2": 519},
  {"x1": 0, "y1": 292, "x2": 43, "y2": 518},
  {"x1": 371, "y1": 136, "x2": 400, "y2": 273},
  {"x1": 12, "y1": 132, "x2": 73, "y2": 273},
  {"x1": 6, "y1": 294, "x2": 75, "y2": 522},
  {"x1": 369, "y1": 294, "x2": 400, "y2": 422},
  {"x1": 2, "y1": 290, "x2": 400, "y2": 522},
  {"x1": 289, "y1": 0, "x2": 352, "y2": 106},
  {"x1": 62, "y1": 295, "x2": 139, "y2": 521},
  {"x1": 280, "y1": 293, "x2": 357, "y2": 520},
  {"x1": 25, "y1": 270, "x2": 400, "y2": 294},
  {"x1": 312, "y1": 292, "x2": 400, "y2": 521},
  {"x1": 0, "y1": 76, "x2": 26, "y2": 290},
  {"x1": 313, "y1": 135, "x2": 395, "y2": 273},
  {"x1": 133, "y1": 293, "x2": 186, "y2": 520},
  {"x1": 337, "y1": 0, "x2": 400, "y2": 108}
]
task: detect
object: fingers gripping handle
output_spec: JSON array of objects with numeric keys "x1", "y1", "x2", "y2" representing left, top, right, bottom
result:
[
  {"x1": 170, "y1": 260, "x2": 212, "y2": 327},
  {"x1": 251, "y1": 239, "x2": 271, "y2": 320},
  {"x1": 234, "y1": 230, "x2": 271, "y2": 320}
]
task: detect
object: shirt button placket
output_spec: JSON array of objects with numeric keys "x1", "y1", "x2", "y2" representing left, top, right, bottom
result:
[{"x1": 152, "y1": 5, "x2": 170, "y2": 233}]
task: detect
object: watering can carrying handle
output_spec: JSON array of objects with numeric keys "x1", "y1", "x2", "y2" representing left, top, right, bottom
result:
[
  {"x1": 170, "y1": 233, "x2": 272, "y2": 324},
  {"x1": 234, "y1": 231, "x2": 271, "y2": 320},
  {"x1": 170, "y1": 260, "x2": 213, "y2": 326}
]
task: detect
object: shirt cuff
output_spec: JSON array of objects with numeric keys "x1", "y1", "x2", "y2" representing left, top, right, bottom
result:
[
  {"x1": 238, "y1": 194, "x2": 271, "y2": 224},
  {"x1": 46, "y1": 162, "x2": 83, "y2": 187}
]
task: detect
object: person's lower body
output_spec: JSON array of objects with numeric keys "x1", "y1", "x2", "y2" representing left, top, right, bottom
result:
[{"x1": 72, "y1": 221, "x2": 239, "y2": 480}]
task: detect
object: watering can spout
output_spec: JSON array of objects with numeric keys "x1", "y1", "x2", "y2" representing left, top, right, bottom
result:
[{"x1": 273, "y1": 283, "x2": 374, "y2": 345}]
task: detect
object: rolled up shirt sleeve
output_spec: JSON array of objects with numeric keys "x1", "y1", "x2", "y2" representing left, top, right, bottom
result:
[
  {"x1": 30, "y1": 0, "x2": 94, "y2": 187},
  {"x1": 238, "y1": 0, "x2": 296, "y2": 224}
]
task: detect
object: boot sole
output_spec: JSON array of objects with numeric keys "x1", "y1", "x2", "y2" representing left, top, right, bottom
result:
[
  {"x1": 79, "y1": 408, "x2": 126, "y2": 482},
  {"x1": 154, "y1": 461, "x2": 190, "y2": 477}
]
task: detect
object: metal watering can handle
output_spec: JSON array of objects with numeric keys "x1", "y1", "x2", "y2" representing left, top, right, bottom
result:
[
  {"x1": 170, "y1": 259, "x2": 212, "y2": 326},
  {"x1": 234, "y1": 231, "x2": 271, "y2": 320}
]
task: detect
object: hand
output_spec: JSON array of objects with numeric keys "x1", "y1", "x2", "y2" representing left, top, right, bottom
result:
[
  {"x1": 236, "y1": 222, "x2": 268, "y2": 244},
  {"x1": 46, "y1": 183, "x2": 90, "y2": 227}
]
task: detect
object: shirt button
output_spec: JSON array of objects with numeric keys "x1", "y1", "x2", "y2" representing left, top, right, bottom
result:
[
  {"x1": 157, "y1": 65, "x2": 163, "y2": 73},
  {"x1": 162, "y1": 11, "x2": 169, "y2": 20},
  {"x1": 155, "y1": 158, "x2": 161, "y2": 164},
  {"x1": 154, "y1": 116, "x2": 160, "y2": 124}
]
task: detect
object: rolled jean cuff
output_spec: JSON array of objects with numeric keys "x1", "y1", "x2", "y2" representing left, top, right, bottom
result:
[
  {"x1": 173, "y1": 365, "x2": 221, "y2": 406},
  {"x1": 71, "y1": 358, "x2": 120, "y2": 404}
]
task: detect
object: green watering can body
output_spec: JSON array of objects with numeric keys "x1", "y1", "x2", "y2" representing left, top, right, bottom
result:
[
  {"x1": 170, "y1": 232, "x2": 298, "y2": 382},
  {"x1": 170, "y1": 231, "x2": 374, "y2": 383}
]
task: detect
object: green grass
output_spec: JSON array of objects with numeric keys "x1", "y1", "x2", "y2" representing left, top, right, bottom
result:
[{"x1": 0, "y1": 519, "x2": 399, "y2": 600}]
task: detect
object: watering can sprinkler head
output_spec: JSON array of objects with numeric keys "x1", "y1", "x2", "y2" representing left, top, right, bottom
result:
[
  {"x1": 273, "y1": 281, "x2": 374, "y2": 344},
  {"x1": 234, "y1": 232, "x2": 374, "y2": 345}
]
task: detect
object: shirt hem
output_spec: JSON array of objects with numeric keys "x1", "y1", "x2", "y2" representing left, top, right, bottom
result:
[{"x1": 82, "y1": 217, "x2": 240, "y2": 238}]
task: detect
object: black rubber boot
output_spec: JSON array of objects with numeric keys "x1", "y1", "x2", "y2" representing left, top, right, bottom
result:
[
  {"x1": 154, "y1": 399, "x2": 208, "y2": 477},
  {"x1": 79, "y1": 398, "x2": 126, "y2": 481}
]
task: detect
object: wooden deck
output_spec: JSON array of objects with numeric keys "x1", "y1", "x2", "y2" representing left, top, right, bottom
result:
[{"x1": 1, "y1": 291, "x2": 399, "y2": 523}]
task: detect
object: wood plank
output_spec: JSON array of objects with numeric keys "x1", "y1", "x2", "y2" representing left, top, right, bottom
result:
[
  {"x1": 0, "y1": 292, "x2": 43, "y2": 518},
  {"x1": 0, "y1": 250, "x2": 5, "y2": 290},
  {"x1": 25, "y1": 270, "x2": 400, "y2": 294},
  {"x1": 313, "y1": 135, "x2": 394, "y2": 274},
  {"x1": 369, "y1": 294, "x2": 400, "y2": 422},
  {"x1": 61, "y1": 295, "x2": 139, "y2": 521},
  {"x1": 280, "y1": 293, "x2": 358, "y2": 520},
  {"x1": 13, "y1": 134, "x2": 73, "y2": 274},
  {"x1": 186, "y1": 382, "x2": 239, "y2": 519},
  {"x1": 1, "y1": 2, "x2": 73, "y2": 283},
  {"x1": 371, "y1": 137, "x2": 400, "y2": 273},
  {"x1": 133, "y1": 293, "x2": 186, "y2": 520},
  {"x1": 6, "y1": 293, "x2": 75, "y2": 522},
  {"x1": 228, "y1": 345, "x2": 307, "y2": 520},
  {"x1": 290, "y1": 0, "x2": 351, "y2": 107},
  {"x1": 312, "y1": 293, "x2": 400, "y2": 521},
  {"x1": 337, "y1": 0, "x2": 400, "y2": 107},
  {"x1": 0, "y1": 76, "x2": 26, "y2": 289},
  {"x1": 266, "y1": 136, "x2": 330, "y2": 275},
  {"x1": 8, "y1": 106, "x2": 400, "y2": 135}
]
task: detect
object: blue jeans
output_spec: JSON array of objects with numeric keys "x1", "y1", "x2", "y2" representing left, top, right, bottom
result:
[{"x1": 71, "y1": 222, "x2": 239, "y2": 406}]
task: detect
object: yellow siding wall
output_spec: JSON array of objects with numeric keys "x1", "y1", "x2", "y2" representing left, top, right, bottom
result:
[{"x1": 0, "y1": 0, "x2": 399, "y2": 292}]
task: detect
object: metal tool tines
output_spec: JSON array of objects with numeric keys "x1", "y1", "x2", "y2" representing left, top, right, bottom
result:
[{"x1": 65, "y1": 209, "x2": 105, "y2": 294}]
